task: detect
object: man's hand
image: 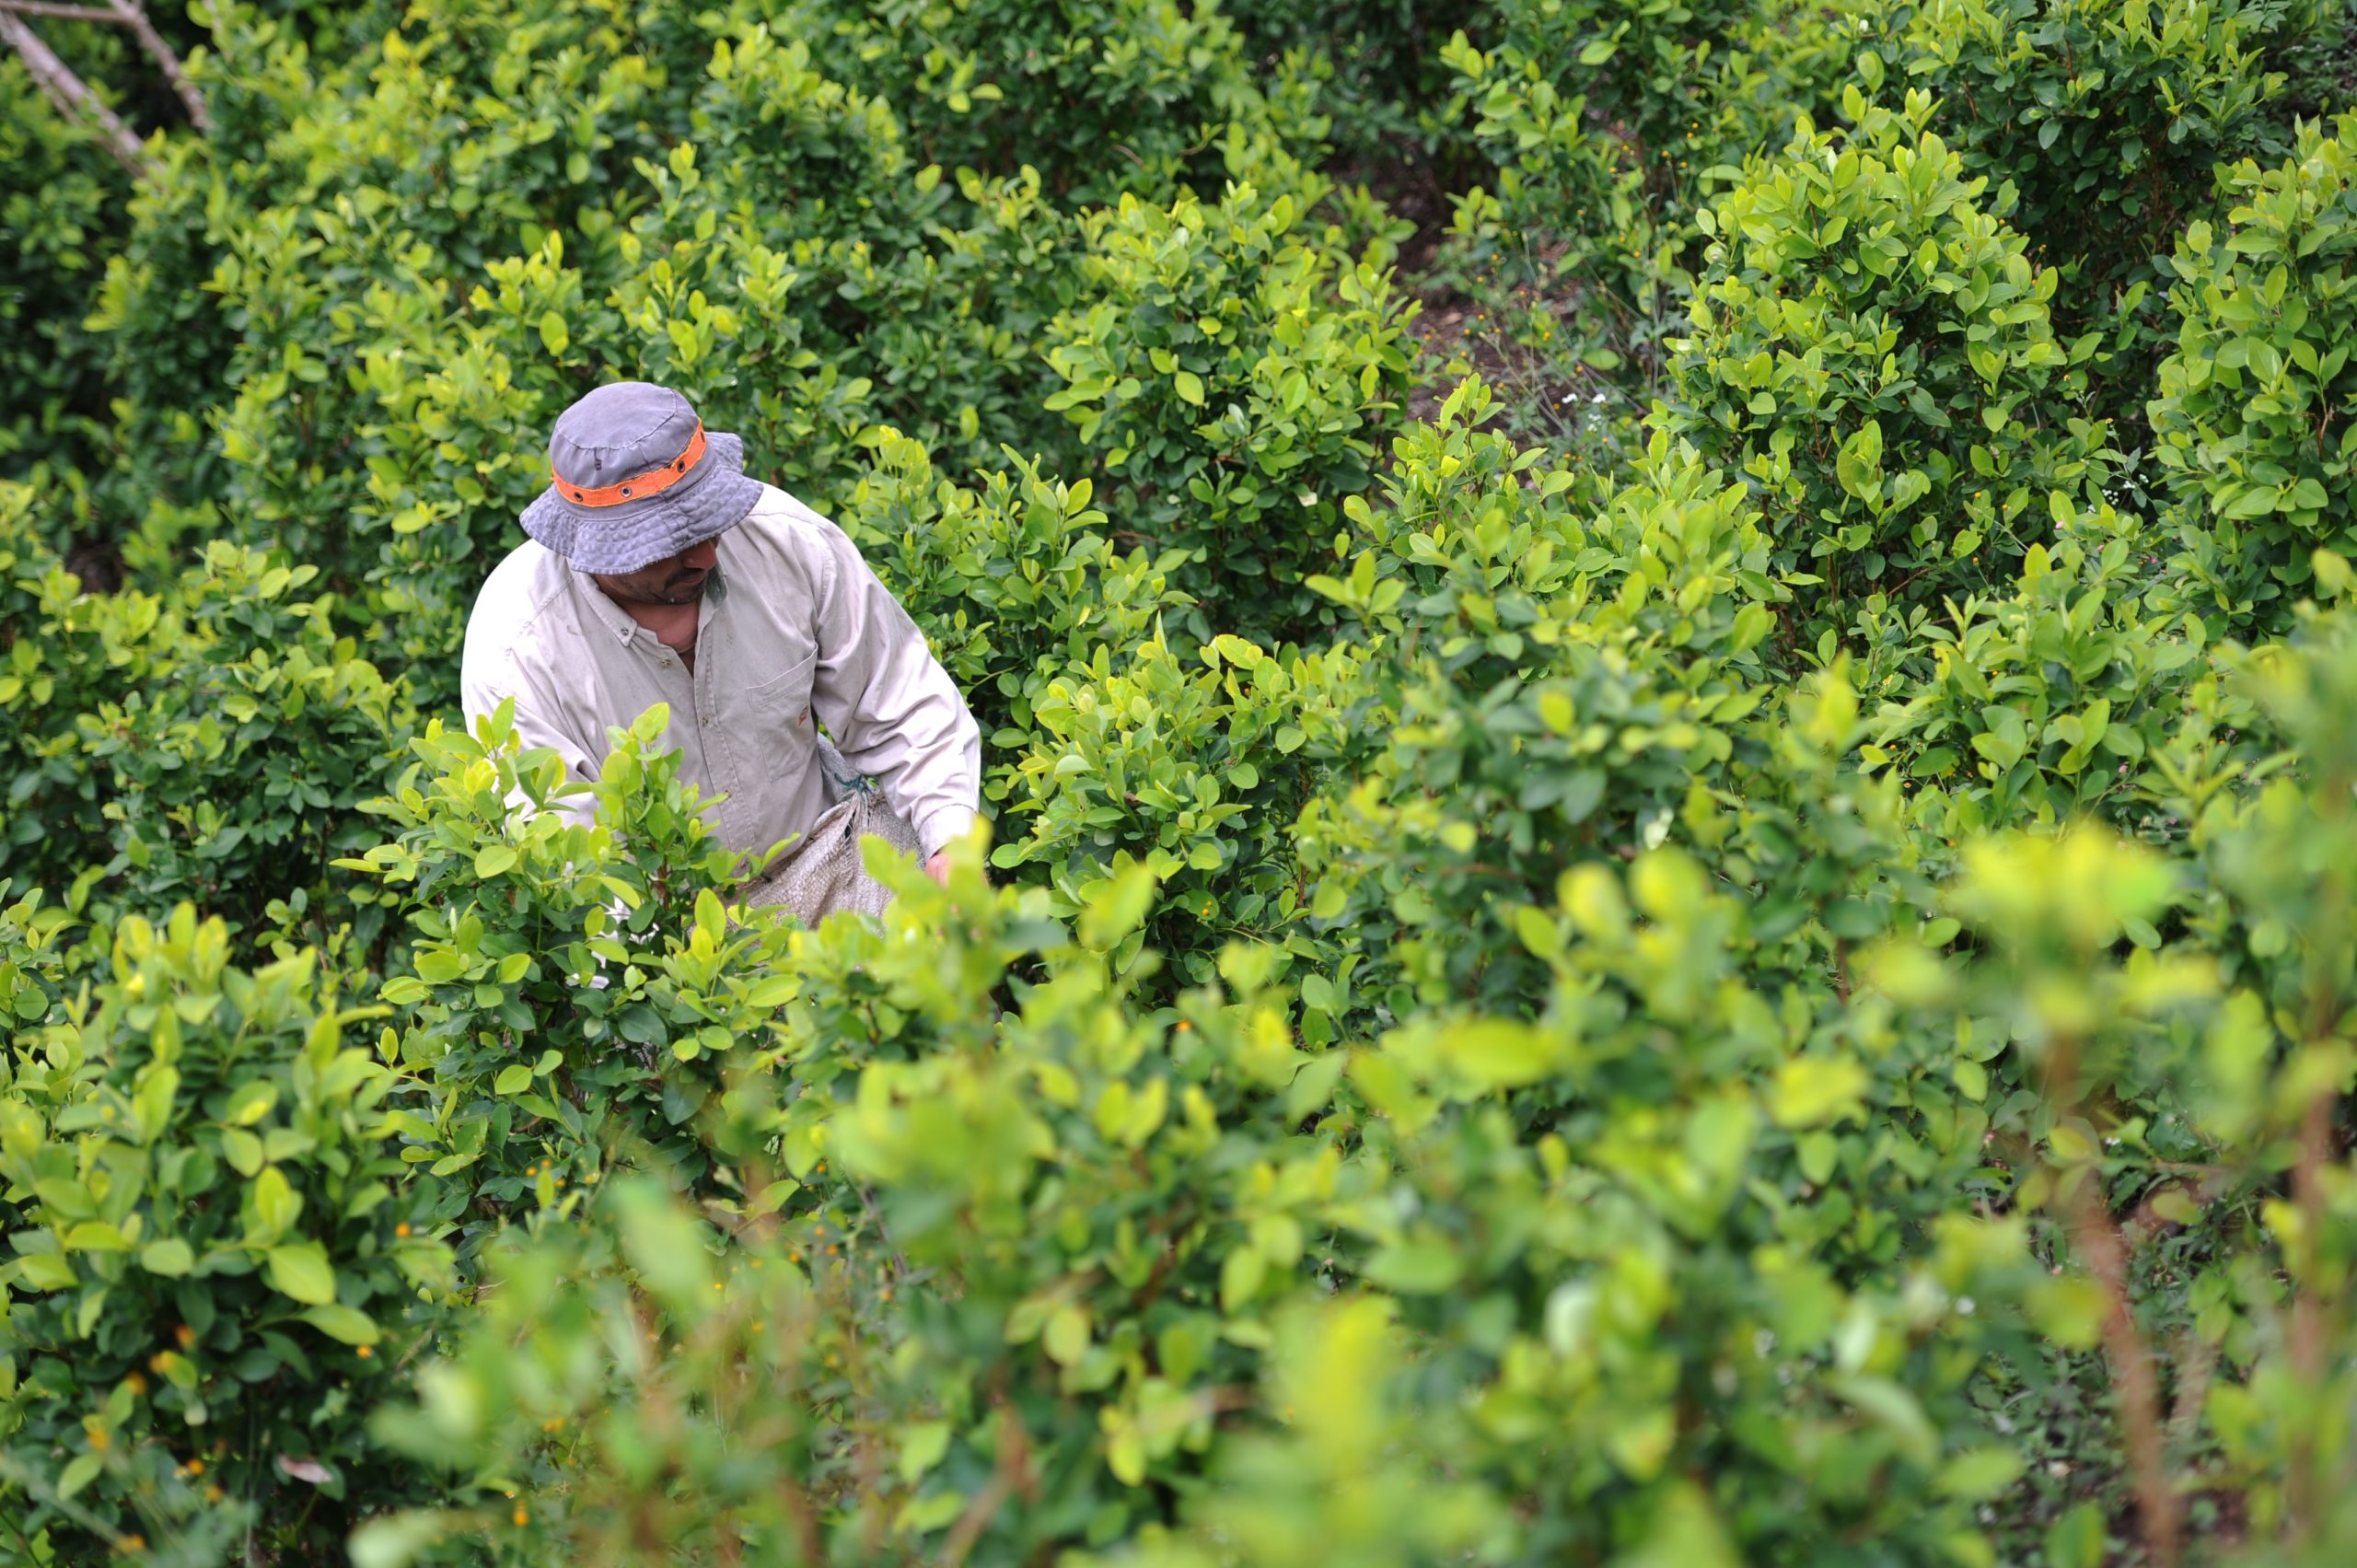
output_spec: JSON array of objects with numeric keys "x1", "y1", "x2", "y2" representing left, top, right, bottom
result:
[{"x1": 923, "y1": 850, "x2": 988, "y2": 889}]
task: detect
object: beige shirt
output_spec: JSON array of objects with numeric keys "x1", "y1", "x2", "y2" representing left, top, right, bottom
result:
[{"x1": 459, "y1": 482, "x2": 981, "y2": 859}]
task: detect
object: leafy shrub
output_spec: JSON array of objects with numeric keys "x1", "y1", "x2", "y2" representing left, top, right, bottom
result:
[
  {"x1": 837, "y1": 430, "x2": 1190, "y2": 746},
  {"x1": 1856, "y1": 498, "x2": 2227, "y2": 837},
  {"x1": 360, "y1": 1174, "x2": 837, "y2": 1564},
  {"x1": 347, "y1": 703, "x2": 797, "y2": 1249},
  {"x1": 1, "y1": 486, "x2": 172, "y2": 900},
  {"x1": 1477, "y1": 0, "x2": 1759, "y2": 169},
  {"x1": 1297, "y1": 382, "x2": 1801, "y2": 1016},
  {"x1": 0, "y1": 882, "x2": 65, "y2": 1039},
  {"x1": 2147, "y1": 110, "x2": 2357, "y2": 635},
  {"x1": 793, "y1": 0, "x2": 1282, "y2": 207},
  {"x1": 1042, "y1": 178, "x2": 1417, "y2": 634},
  {"x1": 0, "y1": 61, "x2": 130, "y2": 490},
  {"x1": 1433, "y1": 0, "x2": 1869, "y2": 427},
  {"x1": 1894, "y1": 0, "x2": 2292, "y2": 282},
  {"x1": 1656, "y1": 91, "x2": 2111, "y2": 636},
  {"x1": 1885, "y1": 0, "x2": 2315, "y2": 446},
  {"x1": 0, "y1": 906, "x2": 455, "y2": 1559},
  {"x1": 363, "y1": 819, "x2": 2130, "y2": 1565},
  {"x1": 2157, "y1": 594, "x2": 2357, "y2": 1551},
  {"x1": 0, "y1": 513, "x2": 415, "y2": 957},
  {"x1": 988, "y1": 629, "x2": 1346, "y2": 986},
  {"x1": 1222, "y1": 0, "x2": 1475, "y2": 159}
]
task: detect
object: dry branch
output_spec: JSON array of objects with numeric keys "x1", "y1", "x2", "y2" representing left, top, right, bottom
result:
[
  {"x1": 0, "y1": 0, "x2": 207, "y2": 134},
  {"x1": 0, "y1": 6, "x2": 149, "y2": 174},
  {"x1": 106, "y1": 0, "x2": 206, "y2": 132},
  {"x1": 0, "y1": 2, "x2": 119, "y2": 21}
]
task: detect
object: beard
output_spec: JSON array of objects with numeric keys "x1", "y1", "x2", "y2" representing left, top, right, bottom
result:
[{"x1": 600, "y1": 563, "x2": 710, "y2": 606}]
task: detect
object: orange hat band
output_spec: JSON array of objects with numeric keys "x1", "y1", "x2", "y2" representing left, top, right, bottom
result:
[{"x1": 553, "y1": 423, "x2": 708, "y2": 508}]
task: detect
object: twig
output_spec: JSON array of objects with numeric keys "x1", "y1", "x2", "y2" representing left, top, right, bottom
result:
[
  {"x1": 0, "y1": 7, "x2": 150, "y2": 173},
  {"x1": 2287, "y1": 1082, "x2": 2333, "y2": 1536},
  {"x1": 2163, "y1": 1326, "x2": 2218, "y2": 1467},
  {"x1": 939, "y1": 1396, "x2": 1031, "y2": 1567},
  {"x1": 2044, "y1": 1018, "x2": 2182, "y2": 1568},
  {"x1": 2061, "y1": 1167, "x2": 2181, "y2": 1568},
  {"x1": 0, "y1": 1, "x2": 117, "y2": 20},
  {"x1": 106, "y1": 0, "x2": 207, "y2": 132},
  {"x1": 0, "y1": 0, "x2": 209, "y2": 131}
]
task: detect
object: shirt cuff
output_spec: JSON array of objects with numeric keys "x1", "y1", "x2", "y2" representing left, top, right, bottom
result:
[{"x1": 916, "y1": 804, "x2": 977, "y2": 861}]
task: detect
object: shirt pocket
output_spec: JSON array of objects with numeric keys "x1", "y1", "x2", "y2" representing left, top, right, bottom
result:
[{"x1": 746, "y1": 647, "x2": 819, "y2": 729}]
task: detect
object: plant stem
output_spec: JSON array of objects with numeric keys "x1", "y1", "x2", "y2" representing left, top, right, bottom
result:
[{"x1": 0, "y1": 6, "x2": 150, "y2": 173}]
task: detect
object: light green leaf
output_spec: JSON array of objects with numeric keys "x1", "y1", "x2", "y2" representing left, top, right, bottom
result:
[
  {"x1": 252, "y1": 1165, "x2": 302, "y2": 1239},
  {"x1": 266, "y1": 1243, "x2": 338, "y2": 1306},
  {"x1": 1362, "y1": 1235, "x2": 1462, "y2": 1295},
  {"x1": 1936, "y1": 1446, "x2": 2026, "y2": 1498},
  {"x1": 140, "y1": 1238, "x2": 194, "y2": 1277},
  {"x1": 1768, "y1": 1057, "x2": 1871, "y2": 1129},
  {"x1": 300, "y1": 1303, "x2": 382, "y2": 1347}
]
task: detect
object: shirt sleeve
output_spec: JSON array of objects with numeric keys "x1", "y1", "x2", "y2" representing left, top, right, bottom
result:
[{"x1": 802, "y1": 512, "x2": 983, "y2": 857}]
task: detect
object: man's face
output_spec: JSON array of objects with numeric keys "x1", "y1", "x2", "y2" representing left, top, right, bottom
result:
[{"x1": 592, "y1": 537, "x2": 720, "y2": 607}]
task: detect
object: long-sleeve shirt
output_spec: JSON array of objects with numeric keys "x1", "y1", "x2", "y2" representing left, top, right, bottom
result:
[{"x1": 458, "y1": 482, "x2": 981, "y2": 859}]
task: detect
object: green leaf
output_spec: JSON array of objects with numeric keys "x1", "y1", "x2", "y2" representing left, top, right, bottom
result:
[
  {"x1": 221, "y1": 1126, "x2": 264, "y2": 1177},
  {"x1": 475, "y1": 843, "x2": 518, "y2": 878},
  {"x1": 1174, "y1": 370, "x2": 1205, "y2": 406},
  {"x1": 493, "y1": 1063, "x2": 534, "y2": 1096},
  {"x1": 1828, "y1": 1373, "x2": 1938, "y2": 1469},
  {"x1": 1768, "y1": 1057, "x2": 1871, "y2": 1129},
  {"x1": 56, "y1": 1451, "x2": 101, "y2": 1501},
  {"x1": 745, "y1": 974, "x2": 796, "y2": 1008},
  {"x1": 897, "y1": 1421, "x2": 952, "y2": 1486},
  {"x1": 63, "y1": 1222, "x2": 130, "y2": 1252},
  {"x1": 351, "y1": 1512, "x2": 451, "y2": 1568},
  {"x1": 1044, "y1": 1303, "x2": 1089, "y2": 1365},
  {"x1": 1936, "y1": 1446, "x2": 2025, "y2": 1499},
  {"x1": 1362, "y1": 1235, "x2": 1462, "y2": 1295},
  {"x1": 140, "y1": 1238, "x2": 194, "y2": 1277},
  {"x1": 266, "y1": 1243, "x2": 338, "y2": 1306},
  {"x1": 1445, "y1": 1020, "x2": 1555, "y2": 1091},
  {"x1": 1079, "y1": 862, "x2": 1158, "y2": 950},
  {"x1": 300, "y1": 1303, "x2": 382, "y2": 1347},
  {"x1": 252, "y1": 1165, "x2": 302, "y2": 1238},
  {"x1": 226, "y1": 1079, "x2": 278, "y2": 1126}
]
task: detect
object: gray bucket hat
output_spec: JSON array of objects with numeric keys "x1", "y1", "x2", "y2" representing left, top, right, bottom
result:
[{"x1": 519, "y1": 382, "x2": 764, "y2": 574}]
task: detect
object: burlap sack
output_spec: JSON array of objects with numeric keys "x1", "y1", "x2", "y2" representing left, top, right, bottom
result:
[{"x1": 739, "y1": 734, "x2": 922, "y2": 925}]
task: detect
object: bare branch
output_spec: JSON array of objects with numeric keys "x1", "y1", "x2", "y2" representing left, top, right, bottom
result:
[
  {"x1": 0, "y1": 0, "x2": 209, "y2": 132},
  {"x1": 0, "y1": 2, "x2": 120, "y2": 22},
  {"x1": 0, "y1": 7, "x2": 151, "y2": 176},
  {"x1": 106, "y1": 0, "x2": 206, "y2": 133}
]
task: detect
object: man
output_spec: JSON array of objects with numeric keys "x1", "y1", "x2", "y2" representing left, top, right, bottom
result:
[{"x1": 459, "y1": 381, "x2": 981, "y2": 889}]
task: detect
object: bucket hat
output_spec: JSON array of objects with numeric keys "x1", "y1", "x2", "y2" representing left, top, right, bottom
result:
[{"x1": 518, "y1": 382, "x2": 764, "y2": 575}]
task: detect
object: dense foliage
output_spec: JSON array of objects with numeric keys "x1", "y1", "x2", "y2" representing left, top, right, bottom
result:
[{"x1": 4, "y1": 1, "x2": 2357, "y2": 1563}]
